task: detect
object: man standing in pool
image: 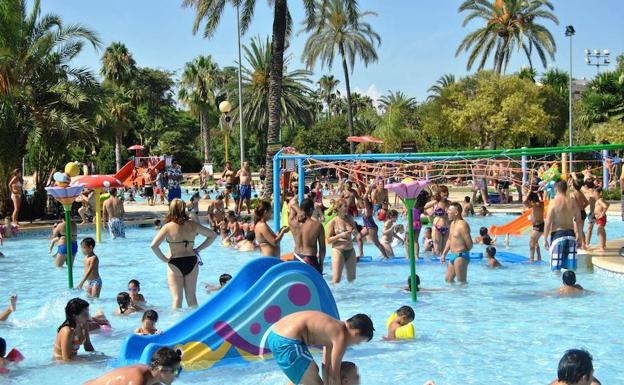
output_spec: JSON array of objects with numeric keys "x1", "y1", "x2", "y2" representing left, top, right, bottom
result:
[
  {"x1": 290, "y1": 199, "x2": 326, "y2": 273},
  {"x1": 441, "y1": 202, "x2": 473, "y2": 283},
  {"x1": 544, "y1": 180, "x2": 582, "y2": 271},
  {"x1": 103, "y1": 188, "x2": 125, "y2": 239},
  {"x1": 235, "y1": 161, "x2": 252, "y2": 215},
  {"x1": 167, "y1": 160, "x2": 183, "y2": 202}
]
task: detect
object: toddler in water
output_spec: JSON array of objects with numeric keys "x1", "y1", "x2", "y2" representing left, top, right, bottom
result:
[
  {"x1": 381, "y1": 210, "x2": 402, "y2": 257},
  {"x1": 115, "y1": 292, "x2": 139, "y2": 315},
  {"x1": 135, "y1": 310, "x2": 160, "y2": 335},
  {"x1": 127, "y1": 279, "x2": 146, "y2": 306},
  {"x1": 485, "y1": 246, "x2": 502, "y2": 268},
  {"x1": 76, "y1": 237, "x2": 102, "y2": 298},
  {"x1": 206, "y1": 273, "x2": 232, "y2": 292},
  {"x1": 385, "y1": 305, "x2": 415, "y2": 340}
]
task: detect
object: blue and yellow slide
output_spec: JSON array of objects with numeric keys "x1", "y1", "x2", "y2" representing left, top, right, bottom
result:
[{"x1": 118, "y1": 258, "x2": 339, "y2": 371}]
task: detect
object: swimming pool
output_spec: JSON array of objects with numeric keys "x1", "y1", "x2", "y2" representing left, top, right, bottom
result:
[{"x1": 0, "y1": 214, "x2": 622, "y2": 384}]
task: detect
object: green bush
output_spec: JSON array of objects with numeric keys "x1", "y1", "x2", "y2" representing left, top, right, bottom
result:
[{"x1": 603, "y1": 188, "x2": 622, "y2": 201}]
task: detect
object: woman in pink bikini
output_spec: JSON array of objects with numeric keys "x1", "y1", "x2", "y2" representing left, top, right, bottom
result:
[{"x1": 424, "y1": 185, "x2": 451, "y2": 255}]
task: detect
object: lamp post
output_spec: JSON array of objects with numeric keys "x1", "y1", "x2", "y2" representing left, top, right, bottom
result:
[
  {"x1": 219, "y1": 100, "x2": 233, "y2": 163},
  {"x1": 565, "y1": 25, "x2": 575, "y2": 172},
  {"x1": 585, "y1": 49, "x2": 611, "y2": 75},
  {"x1": 46, "y1": 184, "x2": 84, "y2": 288},
  {"x1": 236, "y1": 3, "x2": 245, "y2": 166}
]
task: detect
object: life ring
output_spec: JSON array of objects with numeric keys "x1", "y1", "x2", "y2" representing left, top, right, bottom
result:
[{"x1": 386, "y1": 313, "x2": 415, "y2": 340}]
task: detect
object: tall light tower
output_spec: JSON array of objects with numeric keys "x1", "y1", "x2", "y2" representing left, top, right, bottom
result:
[
  {"x1": 565, "y1": 25, "x2": 575, "y2": 172},
  {"x1": 585, "y1": 49, "x2": 611, "y2": 75}
]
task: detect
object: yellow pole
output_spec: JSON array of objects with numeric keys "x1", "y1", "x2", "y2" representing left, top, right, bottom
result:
[
  {"x1": 225, "y1": 133, "x2": 229, "y2": 163},
  {"x1": 562, "y1": 153, "x2": 568, "y2": 178},
  {"x1": 95, "y1": 188, "x2": 102, "y2": 243}
]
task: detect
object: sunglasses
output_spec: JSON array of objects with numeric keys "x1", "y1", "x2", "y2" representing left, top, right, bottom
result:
[{"x1": 128, "y1": 287, "x2": 139, "y2": 292}]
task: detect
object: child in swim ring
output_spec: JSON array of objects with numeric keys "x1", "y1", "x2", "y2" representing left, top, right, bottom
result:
[
  {"x1": 135, "y1": 310, "x2": 160, "y2": 335},
  {"x1": 384, "y1": 305, "x2": 414, "y2": 340}
]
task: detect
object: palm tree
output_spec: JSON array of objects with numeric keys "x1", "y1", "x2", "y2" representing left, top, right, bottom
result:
[
  {"x1": 427, "y1": 74, "x2": 456, "y2": 101},
  {"x1": 0, "y1": 0, "x2": 100, "y2": 215},
  {"x1": 178, "y1": 55, "x2": 221, "y2": 164},
  {"x1": 183, "y1": 0, "x2": 338, "y2": 197},
  {"x1": 301, "y1": 0, "x2": 381, "y2": 153},
  {"x1": 518, "y1": 66, "x2": 537, "y2": 82},
  {"x1": 317, "y1": 75, "x2": 340, "y2": 116},
  {"x1": 228, "y1": 36, "x2": 314, "y2": 166},
  {"x1": 101, "y1": 42, "x2": 138, "y2": 171},
  {"x1": 456, "y1": 0, "x2": 559, "y2": 75},
  {"x1": 379, "y1": 91, "x2": 417, "y2": 113},
  {"x1": 541, "y1": 68, "x2": 569, "y2": 98}
]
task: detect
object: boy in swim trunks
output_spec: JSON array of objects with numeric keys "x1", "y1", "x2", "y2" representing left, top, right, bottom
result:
[
  {"x1": 441, "y1": 202, "x2": 473, "y2": 283},
  {"x1": 103, "y1": 188, "x2": 126, "y2": 239},
  {"x1": 76, "y1": 237, "x2": 102, "y2": 298},
  {"x1": 524, "y1": 191, "x2": 544, "y2": 262},
  {"x1": 592, "y1": 187, "x2": 609, "y2": 252},
  {"x1": 266, "y1": 311, "x2": 374, "y2": 385}
]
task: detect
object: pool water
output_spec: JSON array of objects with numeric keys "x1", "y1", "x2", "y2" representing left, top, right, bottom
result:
[{"x1": 0, "y1": 214, "x2": 622, "y2": 385}]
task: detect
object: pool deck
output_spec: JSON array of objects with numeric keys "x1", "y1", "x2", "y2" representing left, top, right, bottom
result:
[{"x1": 587, "y1": 239, "x2": 624, "y2": 275}]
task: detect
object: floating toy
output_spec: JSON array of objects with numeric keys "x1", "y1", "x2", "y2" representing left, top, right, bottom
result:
[
  {"x1": 386, "y1": 313, "x2": 415, "y2": 340},
  {"x1": 542, "y1": 166, "x2": 560, "y2": 183}
]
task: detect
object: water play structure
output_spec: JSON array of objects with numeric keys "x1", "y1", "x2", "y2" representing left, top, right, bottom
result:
[
  {"x1": 118, "y1": 257, "x2": 338, "y2": 371},
  {"x1": 271, "y1": 144, "x2": 624, "y2": 302}
]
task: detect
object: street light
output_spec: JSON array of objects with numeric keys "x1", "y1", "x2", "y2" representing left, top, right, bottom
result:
[
  {"x1": 585, "y1": 48, "x2": 611, "y2": 74},
  {"x1": 219, "y1": 100, "x2": 233, "y2": 163},
  {"x1": 565, "y1": 25, "x2": 575, "y2": 172}
]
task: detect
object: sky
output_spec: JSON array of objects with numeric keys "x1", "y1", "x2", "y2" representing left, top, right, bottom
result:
[{"x1": 41, "y1": 0, "x2": 624, "y2": 102}]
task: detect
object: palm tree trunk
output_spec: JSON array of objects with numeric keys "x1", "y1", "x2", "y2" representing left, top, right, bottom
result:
[
  {"x1": 200, "y1": 106, "x2": 210, "y2": 163},
  {"x1": 115, "y1": 134, "x2": 122, "y2": 172},
  {"x1": 326, "y1": 96, "x2": 331, "y2": 117},
  {"x1": 263, "y1": 0, "x2": 288, "y2": 198},
  {"x1": 340, "y1": 44, "x2": 355, "y2": 153}
]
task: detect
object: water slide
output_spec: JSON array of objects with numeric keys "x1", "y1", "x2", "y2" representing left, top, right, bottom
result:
[
  {"x1": 118, "y1": 257, "x2": 339, "y2": 371},
  {"x1": 114, "y1": 159, "x2": 166, "y2": 188},
  {"x1": 489, "y1": 201, "x2": 549, "y2": 236}
]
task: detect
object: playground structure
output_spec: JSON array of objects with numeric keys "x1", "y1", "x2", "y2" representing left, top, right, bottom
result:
[{"x1": 272, "y1": 144, "x2": 624, "y2": 302}]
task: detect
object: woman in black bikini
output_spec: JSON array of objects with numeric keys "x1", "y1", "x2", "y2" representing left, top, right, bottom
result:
[{"x1": 151, "y1": 199, "x2": 217, "y2": 308}]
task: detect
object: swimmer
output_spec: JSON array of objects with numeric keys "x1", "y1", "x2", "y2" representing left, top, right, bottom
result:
[
  {"x1": 384, "y1": 305, "x2": 414, "y2": 341},
  {"x1": 51, "y1": 217, "x2": 78, "y2": 267},
  {"x1": 549, "y1": 349, "x2": 597, "y2": 385},
  {"x1": 380, "y1": 210, "x2": 402, "y2": 257},
  {"x1": 592, "y1": 187, "x2": 609, "y2": 252},
  {"x1": 290, "y1": 199, "x2": 326, "y2": 274},
  {"x1": 462, "y1": 196, "x2": 475, "y2": 216},
  {"x1": 135, "y1": 310, "x2": 160, "y2": 335},
  {"x1": 225, "y1": 211, "x2": 243, "y2": 243},
  {"x1": 557, "y1": 271, "x2": 584, "y2": 296},
  {"x1": 478, "y1": 205, "x2": 491, "y2": 216},
  {"x1": 128, "y1": 279, "x2": 146, "y2": 306},
  {"x1": 76, "y1": 238, "x2": 102, "y2": 298},
  {"x1": 422, "y1": 227, "x2": 434, "y2": 252},
  {"x1": 154, "y1": 219, "x2": 162, "y2": 230},
  {"x1": 485, "y1": 246, "x2": 502, "y2": 268},
  {"x1": 206, "y1": 273, "x2": 232, "y2": 292},
  {"x1": 115, "y1": 292, "x2": 139, "y2": 315},
  {"x1": 0, "y1": 295, "x2": 17, "y2": 321},
  {"x1": 54, "y1": 298, "x2": 95, "y2": 361},
  {"x1": 237, "y1": 231, "x2": 257, "y2": 252},
  {"x1": 399, "y1": 275, "x2": 446, "y2": 293},
  {"x1": 475, "y1": 226, "x2": 496, "y2": 245},
  {"x1": 441, "y1": 202, "x2": 473, "y2": 283},
  {"x1": 83, "y1": 346, "x2": 182, "y2": 385},
  {"x1": 266, "y1": 311, "x2": 374, "y2": 385}
]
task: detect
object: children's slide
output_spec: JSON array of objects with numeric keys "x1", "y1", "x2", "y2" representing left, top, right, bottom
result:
[
  {"x1": 489, "y1": 201, "x2": 549, "y2": 236},
  {"x1": 118, "y1": 257, "x2": 339, "y2": 371}
]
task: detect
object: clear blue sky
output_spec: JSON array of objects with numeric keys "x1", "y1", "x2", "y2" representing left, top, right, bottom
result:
[{"x1": 41, "y1": 0, "x2": 624, "y2": 102}]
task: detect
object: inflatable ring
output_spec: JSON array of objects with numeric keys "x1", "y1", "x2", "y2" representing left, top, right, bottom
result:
[
  {"x1": 542, "y1": 167, "x2": 560, "y2": 182},
  {"x1": 420, "y1": 215, "x2": 430, "y2": 226},
  {"x1": 386, "y1": 313, "x2": 415, "y2": 340},
  {"x1": 100, "y1": 193, "x2": 111, "y2": 202}
]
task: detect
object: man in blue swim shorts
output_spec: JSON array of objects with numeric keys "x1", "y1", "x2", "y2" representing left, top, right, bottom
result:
[
  {"x1": 543, "y1": 180, "x2": 582, "y2": 271},
  {"x1": 236, "y1": 162, "x2": 252, "y2": 215},
  {"x1": 441, "y1": 202, "x2": 473, "y2": 283},
  {"x1": 265, "y1": 311, "x2": 374, "y2": 385}
]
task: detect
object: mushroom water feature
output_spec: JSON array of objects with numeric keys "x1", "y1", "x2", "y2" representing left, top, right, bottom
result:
[
  {"x1": 45, "y1": 162, "x2": 84, "y2": 288},
  {"x1": 71, "y1": 174, "x2": 124, "y2": 243},
  {"x1": 384, "y1": 178, "x2": 430, "y2": 302}
]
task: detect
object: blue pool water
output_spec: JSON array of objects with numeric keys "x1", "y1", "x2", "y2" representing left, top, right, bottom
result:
[{"x1": 0, "y1": 214, "x2": 623, "y2": 385}]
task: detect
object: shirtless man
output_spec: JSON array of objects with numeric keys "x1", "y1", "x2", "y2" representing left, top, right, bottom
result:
[
  {"x1": 524, "y1": 190, "x2": 545, "y2": 262},
  {"x1": 557, "y1": 270, "x2": 584, "y2": 296},
  {"x1": 83, "y1": 346, "x2": 181, "y2": 385},
  {"x1": 569, "y1": 175, "x2": 589, "y2": 249},
  {"x1": 236, "y1": 161, "x2": 252, "y2": 215},
  {"x1": 266, "y1": 311, "x2": 373, "y2": 385},
  {"x1": 441, "y1": 202, "x2": 473, "y2": 283},
  {"x1": 207, "y1": 195, "x2": 226, "y2": 232},
  {"x1": 143, "y1": 169, "x2": 155, "y2": 206},
  {"x1": 290, "y1": 199, "x2": 326, "y2": 273},
  {"x1": 371, "y1": 180, "x2": 388, "y2": 212},
  {"x1": 543, "y1": 180, "x2": 582, "y2": 271},
  {"x1": 461, "y1": 196, "x2": 475, "y2": 216},
  {"x1": 222, "y1": 162, "x2": 236, "y2": 209},
  {"x1": 341, "y1": 182, "x2": 360, "y2": 217},
  {"x1": 103, "y1": 188, "x2": 125, "y2": 239},
  {"x1": 471, "y1": 161, "x2": 489, "y2": 205}
]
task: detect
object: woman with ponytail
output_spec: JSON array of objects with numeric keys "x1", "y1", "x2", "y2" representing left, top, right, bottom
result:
[
  {"x1": 53, "y1": 298, "x2": 94, "y2": 361},
  {"x1": 254, "y1": 200, "x2": 289, "y2": 258}
]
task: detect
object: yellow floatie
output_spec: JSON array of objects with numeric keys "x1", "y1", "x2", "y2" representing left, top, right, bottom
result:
[{"x1": 386, "y1": 312, "x2": 415, "y2": 340}]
